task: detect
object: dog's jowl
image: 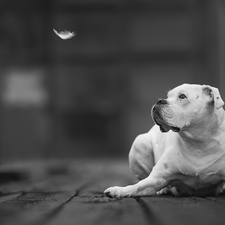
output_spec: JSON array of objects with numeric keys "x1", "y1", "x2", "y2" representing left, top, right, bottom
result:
[{"x1": 104, "y1": 84, "x2": 225, "y2": 198}]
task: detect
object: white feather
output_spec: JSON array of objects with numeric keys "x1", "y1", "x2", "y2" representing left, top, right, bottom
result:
[{"x1": 53, "y1": 28, "x2": 76, "y2": 40}]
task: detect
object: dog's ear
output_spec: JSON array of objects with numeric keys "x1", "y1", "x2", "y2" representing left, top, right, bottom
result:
[{"x1": 202, "y1": 85, "x2": 224, "y2": 109}]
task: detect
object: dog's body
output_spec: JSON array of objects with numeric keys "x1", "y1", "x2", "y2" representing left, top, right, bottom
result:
[{"x1": 104, "y1": 84, "x2": 225, "y2": 198}]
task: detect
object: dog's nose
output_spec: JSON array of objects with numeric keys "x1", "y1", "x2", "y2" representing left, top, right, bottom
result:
[{"x1": 157, "y1": 98, "x2": 167, "y2": 105}]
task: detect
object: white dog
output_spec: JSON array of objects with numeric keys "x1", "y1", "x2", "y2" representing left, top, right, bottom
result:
[{"x1": 104, "y1": 84, "x2": 225, "y2": 197}]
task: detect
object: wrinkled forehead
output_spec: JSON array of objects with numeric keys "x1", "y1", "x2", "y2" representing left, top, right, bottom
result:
[{"x1": 167, "y1": 84, "x2": 202, "y2": 98}]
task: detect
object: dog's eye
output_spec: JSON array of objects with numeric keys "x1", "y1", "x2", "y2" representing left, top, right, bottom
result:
[{"x1": 179, "y1": 94, "x2": 187, "y2": 99}]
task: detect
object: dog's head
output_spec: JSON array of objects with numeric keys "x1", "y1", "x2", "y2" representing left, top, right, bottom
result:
[{"x1": 151, "y1": 84, "x2": 224, "y2": 133}]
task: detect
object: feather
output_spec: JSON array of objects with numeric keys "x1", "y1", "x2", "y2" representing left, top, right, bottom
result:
[{"x1": 53, "y1": 28, "x2": 76, "y2": 40}]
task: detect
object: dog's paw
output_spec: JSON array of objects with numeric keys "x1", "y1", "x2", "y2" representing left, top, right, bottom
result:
[
  {"x1": 156, "y1": 187, "x2": 169, "y2": 195},
  {"x1": 156, "y1": 187, "x2": 180, "y2": 196},
  {"x1": 104, "y1": 186, "x2": 124, "y2": 198},
  {"x1": 104, "y1": 186, "x2": 136, "y2": 198}
]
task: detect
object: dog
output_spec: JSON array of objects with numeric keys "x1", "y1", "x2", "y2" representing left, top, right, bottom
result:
[{"x1": 104, "y1": 84, "x2": 225, "y2": 197}]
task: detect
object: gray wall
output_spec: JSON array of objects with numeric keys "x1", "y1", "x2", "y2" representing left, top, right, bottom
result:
[{"x1": 0, "y1": 0, "x2": 224, "y2": 161}]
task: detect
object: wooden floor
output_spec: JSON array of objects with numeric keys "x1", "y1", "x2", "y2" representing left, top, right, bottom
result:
[{"x1": 1, "y1": 159, "x2": 225, "y2": 225}]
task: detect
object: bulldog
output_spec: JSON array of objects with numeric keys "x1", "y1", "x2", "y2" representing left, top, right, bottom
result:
[{"x1": 104, "y1": 84, "x2": 225, "y2": 198}]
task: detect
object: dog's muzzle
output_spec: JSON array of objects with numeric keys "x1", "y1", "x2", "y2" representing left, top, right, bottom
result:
[{"x1": 152, "y1": 100, "x2": 180, "y2": 133}]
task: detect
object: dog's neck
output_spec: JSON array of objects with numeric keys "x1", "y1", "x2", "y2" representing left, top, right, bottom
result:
[
  {"x1": 176, "y1": 109, "x2": 225, "y2": 159},
  {"x1": 179, "y1": 108, "x2": 225, "y2": 142}
]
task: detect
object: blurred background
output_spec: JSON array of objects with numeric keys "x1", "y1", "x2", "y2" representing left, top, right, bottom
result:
[{"x1": 0, "y1": 0, "x2": 225, "y2": 162}]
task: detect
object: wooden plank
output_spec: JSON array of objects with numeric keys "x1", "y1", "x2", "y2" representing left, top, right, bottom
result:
[
  {"x1": 2, "y1": 160, "x2": 225, "y2": 225},
  {"x1": 206, "y1": 195, "x2": 225, "y2": 205},
  {"x1": 0, "y1": 191, "x2": 78, "y2": 225},
  {"x1": 48, "y1": 194, "x2": 148, "y2": 225},
  {"x1": 46, "y1": 163, "x2": 148, "y2": 225},
  {"x1": 141, "y1": 196, "x2": 225, "y2": 225},
  {"x1": 0, "y1": 193, "x2": 21, "y2": 203},
  {"x1": 0, "y1": 160, "x2": 142, "y2": 225},
  {"x1": 0, "y1": 160, "x2": 96, "y2": 225}
]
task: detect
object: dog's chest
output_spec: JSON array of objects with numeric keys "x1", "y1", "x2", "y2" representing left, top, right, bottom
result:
[
  {"x1": 176, "y1": 170, "x2": 221, "y2": 185},
  {"x1": 167, "y1": 152, "x2": 225, "y2": 195},
  {"x1": 169, "y1": 167, "x2": 225, "y2": 195}
]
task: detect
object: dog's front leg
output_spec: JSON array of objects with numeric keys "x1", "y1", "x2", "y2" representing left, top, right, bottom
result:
[{"x1": 104, "y1": 172, "x2": 169, "y2": 198}]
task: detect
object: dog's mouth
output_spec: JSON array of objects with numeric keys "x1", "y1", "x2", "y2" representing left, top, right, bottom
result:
[{"x1": 152, "y1": 107, "x2": 180, "y2": 133}]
